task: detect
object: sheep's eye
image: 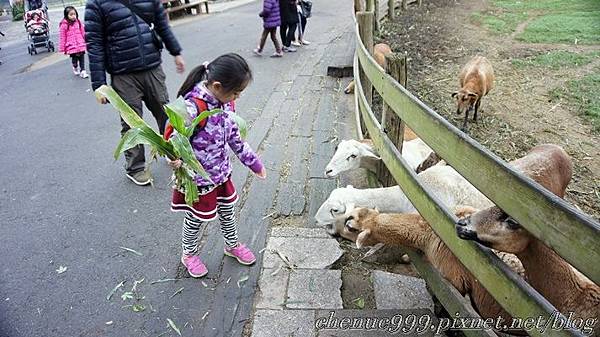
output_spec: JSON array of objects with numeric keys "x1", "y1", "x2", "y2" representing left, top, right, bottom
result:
[
  {"x1": 345, "y1": 216, "x2": 358, "y2": 232},
  {"x1": 347, "y1": 154, "x2": 357, "y2": 160},
  {"x1": 505, "y1": 217, "x2": 521, "y2": 229},
  {"x1": 330, "y1": 208, "x2": 339, "y2": 216}
]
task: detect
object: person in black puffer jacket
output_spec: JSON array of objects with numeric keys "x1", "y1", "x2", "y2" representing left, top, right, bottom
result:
[
  {"x1": 85, "y1": 0, "x2": 186, "y2": 186},
  {"x1": 278, "y1": 0, "x2": 298, "y2": 52}
]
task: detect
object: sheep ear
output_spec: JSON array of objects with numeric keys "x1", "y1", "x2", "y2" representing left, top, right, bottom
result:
[
  {"x1": 344, "y1": 203, "x2": 356, "y2": 216},
  {"x1": 358, "y1": 144, "x2": 381, "y2": 160},
  {"x1": 356, "y1": 229, "x2": 371, "y2": 249},
  {"x1": 451, "y1": 92, "x2": 458, "y2": 98}
]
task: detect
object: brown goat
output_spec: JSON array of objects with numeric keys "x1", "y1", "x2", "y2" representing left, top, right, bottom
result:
[
  {"x1": 452, "y1": 56, "x2": 495, "y2": 130},
  {"x1": 456, "y1": 145, "x2": 600, "y2": 327},
  {"x1": 344, "y1": 43, "x2": 393, "y2": 95},
  {"x1": 339, "y1": 206, "x2": 525, "y2": 332}
]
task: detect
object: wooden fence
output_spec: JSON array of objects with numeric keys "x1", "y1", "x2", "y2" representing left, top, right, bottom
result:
[{"x1": 352, "y1": 1, "x2": 600, "y2": 336}]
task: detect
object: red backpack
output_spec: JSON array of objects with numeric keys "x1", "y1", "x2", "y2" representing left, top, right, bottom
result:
[{"x1": 163, "y1": 98, "x2": 235, "y2": 140}]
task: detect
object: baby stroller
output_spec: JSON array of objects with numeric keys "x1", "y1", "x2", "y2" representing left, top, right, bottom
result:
[{"x1": 24, "y1": 0, "x2": 54, "y2": 55}]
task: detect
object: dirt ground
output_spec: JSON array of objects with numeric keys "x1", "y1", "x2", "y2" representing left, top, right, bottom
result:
[{"x1": 376, "y1": 0, "x2": 600, "y2": 221}]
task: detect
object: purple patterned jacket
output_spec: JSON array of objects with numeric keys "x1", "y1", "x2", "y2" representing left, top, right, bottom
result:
[{"x1": 183, "y1": 82, "x2": 263, "y2": 187}]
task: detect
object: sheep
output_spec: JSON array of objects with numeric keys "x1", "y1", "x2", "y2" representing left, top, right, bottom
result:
[
  {"x1": 456, "y1": 145, "x2": 600, "y2": 325},
  {"x1": 315, "y1": 164, "x2": 494, "y2": 233},
  {"x1": 324, "y1": 137, "x2": 434, "y2": 177},
  {"x1": 339, "y1": 206, "x2": 524, "y2": 329},
  {"x1": 344, "y1": 43, "x2": 393, "y2": 95},
  {"x1": 452, "y1": 56, "x2": 495, "y2": 130}
]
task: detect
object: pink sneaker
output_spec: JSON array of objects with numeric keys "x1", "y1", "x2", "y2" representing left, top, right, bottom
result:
[
  {"x1": 224, "y1": 243, "x2": 256, "y2": 265},
  {"x1": 181, "y1": 255, "x2": 208, "y2": 278}
]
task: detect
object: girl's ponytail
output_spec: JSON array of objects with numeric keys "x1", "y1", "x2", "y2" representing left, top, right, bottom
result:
[{"x1": 177, "y1": 64, "x2": 207, "y2": 97}]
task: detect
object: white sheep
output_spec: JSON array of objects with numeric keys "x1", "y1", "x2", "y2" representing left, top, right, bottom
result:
[
  {"x1": 324, "y1": 138, "x2": 434, "y2": 177},
  {"x1": 315, "y1": 164, "x2": 493, "y2": 233}
]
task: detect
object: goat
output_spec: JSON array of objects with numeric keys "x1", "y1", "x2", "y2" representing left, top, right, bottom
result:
[
  {"x1": 452, "y1": 56, "x2": 494, "y2": 130},
  {"x1": 324, "y1": 138, "x2": 434, "y2": 177},
  {"x1": 340, "y1": 206, "x2": 525, "y2": 330},
  {"x1": 344, "y1": 43, "x2": 393, "y2": 95},
  {"x1": 456, "y1": 144, "x2": 600, "y2": 326},
  {"x1": 315, "y1": 164, "x2": 493, "y2": 233}
]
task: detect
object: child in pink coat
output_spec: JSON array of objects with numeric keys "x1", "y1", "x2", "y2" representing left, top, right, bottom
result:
[{"x1": 59, "y1": 6, "x2": 88, "y2": 78}]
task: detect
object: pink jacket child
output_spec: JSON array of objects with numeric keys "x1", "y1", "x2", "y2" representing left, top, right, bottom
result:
[
  {"x1": 58, "y1": 19, "x2": 86, "y2": 54},
  {"x1": 59, "y1": 6, "x2": 88, "y2": 78}
]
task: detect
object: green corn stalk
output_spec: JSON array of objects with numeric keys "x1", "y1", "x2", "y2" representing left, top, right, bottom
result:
[{"x1": 96, "y1": 85, "x2": 248, "y2": 206}]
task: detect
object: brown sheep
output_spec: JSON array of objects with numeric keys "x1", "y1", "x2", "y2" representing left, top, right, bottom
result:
[
  {"x1": 456, "y1": 145, "x2": 600, "y2": 328},
  {"x1": 339, "y1": 206, "x2": 525, "y2": 333},
  {"x1": 344, "y1": 43, "x2": 393, "y2": 95},
  {"x1": 452, "y1": 56, "x2": 495, "y2": 130}
]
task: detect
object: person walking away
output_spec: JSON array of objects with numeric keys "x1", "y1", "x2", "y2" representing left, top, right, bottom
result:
[
  {"x1": 254, "y1": 0, "x2": 283, "y2": 57},
  {"x1": 167, "y1": 53, "x2": 267, "y2": 277},
  {"x1": 59, "y1": 6, "x2": 88, "y2": 78},
  {"x1": 278, "y1": 0, "x2": 298, "y2": 52},
  {"x1": 85, "y1": 0, "x2": 186, "y2": 186},
  {"x1": 293, "y1": 0, "x2": 311, "y2": 46}
]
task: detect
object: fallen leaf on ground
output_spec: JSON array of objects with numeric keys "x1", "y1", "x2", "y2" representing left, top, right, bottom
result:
[
  {"x1": 352, "y1": 297, "x2": 365, "y2": 309},
  {"x1": 237, "y1": 275, "x2": 249, "y2": 288},
  {"x1": 106, "y1": 280, "x2": 126, "y2": 301},
  {"x1": 121, "y1": 292, "x2": 134, "y2": 301},
  {"x1": 119, "y1": 246, "x2": 143, "y2": 256},
  {"x1": 56, "y1": 266, "x2": 67, "y2": 274},
  {"x1": 170, "y1": 287, "x2": 184, "y2": 298},
  {"x1": 131, "y1": 304, "x2": 145, "y2": 312},
  {"x1": 167, "y1": 318, "x2": 182, "y2": 336}
]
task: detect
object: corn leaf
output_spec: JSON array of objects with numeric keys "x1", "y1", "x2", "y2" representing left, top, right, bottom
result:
[
  {"x1": 164, "y1": 98, "x2": 188, "y2": 136},
  {"x1": 97, "y1": 86, "x2": 147, "y2": 129},
  {"x1": 230, "y1": 112, "x2": 248, "y2": 140},
  {"x1": 186, "y1": 109, "x2": 222, "y2": 137}
]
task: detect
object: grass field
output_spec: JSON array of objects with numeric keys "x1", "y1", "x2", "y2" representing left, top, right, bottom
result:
[
  {"x1": 472, "y1": 0, "x2": 600, "y2": 44},
  {"x1": 551, "y1": 71, "x2": 600, "y2": 132},
  {"x1": 511, "y1": 51, "x2": 600, "y2": 70}
]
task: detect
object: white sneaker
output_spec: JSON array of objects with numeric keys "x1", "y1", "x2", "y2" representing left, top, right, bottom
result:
[
  {"x1": 301, "y1": 40, "x2": 311, "y2": 45},
  {"x1": 73, "y1": 67, "x2": 80, "y2": 76},
  {"x1": 79, "y1": 70, "x2": 89, "y2": 78},
  {"x1": 291, "y1": 41, "x2": 301, "y2": 47}
]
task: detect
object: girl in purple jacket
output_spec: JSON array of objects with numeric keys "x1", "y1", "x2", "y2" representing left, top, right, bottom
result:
[
  {"x1": 168, "y1": 53, "x2": 266, "y2": 278},
  {"x1": 253, "y1": 0, "x2": 283, "y2": 57}
]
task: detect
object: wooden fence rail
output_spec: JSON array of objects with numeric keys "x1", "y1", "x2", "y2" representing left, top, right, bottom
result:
[{"x1": 351, "y1": 1, "x2": 600, "y2": 336}]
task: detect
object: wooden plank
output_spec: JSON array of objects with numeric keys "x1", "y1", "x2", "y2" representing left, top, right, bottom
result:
[
  {"x1": 373, "y1": 0, "x2": 380, "y2": 32},
  {"x1": 357, "y1": 11, "x2": 373, "y2": 139},
  {"x1": 355, "y1": 33, "x2": 600, "y2": 284},
  {"x1": 387, "y1": 0, "x2": 395, "y2": 20},
  {"x1": 354, "y1": 68, "x2": 581, "y2": 337}
]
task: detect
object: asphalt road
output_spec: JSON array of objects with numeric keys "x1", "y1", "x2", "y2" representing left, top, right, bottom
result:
[{"x1": 0, "y1": 1, "x2": 353, "y2": 336}]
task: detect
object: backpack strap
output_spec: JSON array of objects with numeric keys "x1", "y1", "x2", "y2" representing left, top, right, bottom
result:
[{"x1": 163, "y1": 97, "x2": 210, "y2": 140}]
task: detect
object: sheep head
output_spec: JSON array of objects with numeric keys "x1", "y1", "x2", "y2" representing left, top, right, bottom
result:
[
  {"x1": 315, "y1": 186, "x2": 356, "y2": 234},
  {"x1": 325, "y1": 140, "x2": 380, "y2": 177},
  {"x1": 456, "y1": 206, "x2": 531, "y2": 254},
  {"x1": 452, "y1": 89, "x2": 478, "y2": 116},
  {"x1": 338, "y1": 207, "x2": 381, "y2": 249}
]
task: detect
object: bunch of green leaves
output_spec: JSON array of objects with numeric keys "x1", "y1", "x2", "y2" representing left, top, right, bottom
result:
[{"x1": 97, "y1": 86, "x2": 221, "y2": 205}]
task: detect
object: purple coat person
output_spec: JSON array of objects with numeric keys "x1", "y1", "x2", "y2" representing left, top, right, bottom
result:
[{"x1": 260, "y1": 0, "x2": 281, "y2": 29}]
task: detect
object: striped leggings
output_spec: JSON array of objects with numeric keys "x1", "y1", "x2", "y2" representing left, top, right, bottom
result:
[{"x1": 181, "y1": 203, "x2": 239, "y2": 256}]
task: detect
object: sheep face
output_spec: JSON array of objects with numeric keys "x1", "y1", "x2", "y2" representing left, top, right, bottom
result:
[
  {"x1": 452, "y1": 89, "x2": 479, "y2": 116},
  {"x1": 325, "y1": 140, "x2": 380, "y2": 177},
  {"x1": 341, "y1": 207, "x2": 381, "y2": 249},
  {"x1": 456, "y1": 206, "x2": 531, "y2": 254},
  {"x1": 315, "y1": 189, "x2": 353, "y2": 233}
]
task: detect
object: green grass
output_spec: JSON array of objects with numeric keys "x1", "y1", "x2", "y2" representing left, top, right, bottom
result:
[
  {"x1": 472, "y1": 0, "x2": 600, "y2": 45},
  {"x1": 471, "y1": 11, "x2": 527, "y2": 34},
  {"x1": 550, "y1": 71, "x2": 600, "y2": 132},
  {"x1": 512, "y1": 51, "x2": 600, "y2": 70},
  {"x1": 518, "y1": 12, "x2": 600, "y2": 44}
]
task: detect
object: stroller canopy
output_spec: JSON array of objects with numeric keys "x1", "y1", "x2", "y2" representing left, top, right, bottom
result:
[{"x1": 25, "y1": 0, "x2": 46, "y2": 11}]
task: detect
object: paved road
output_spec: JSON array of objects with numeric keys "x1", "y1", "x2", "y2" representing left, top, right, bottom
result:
[{"x1": 0, "y1": 1, "x2": 353, "y2": 336}]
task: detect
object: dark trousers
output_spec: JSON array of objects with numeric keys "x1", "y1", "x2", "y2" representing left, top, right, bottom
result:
[
  {"x1": 297, "y1": 14, "x2": 307, "y2": 39},
  {"x1": 258, "y1": 27, "x2": 281, "y2": 52},
  {"x1": 279, "y1": 22, "x2": 297, "y2": 47},
  {"x1": 70, "y1": 52, "x2": 85, "y2": 70},
  {"x1": 111, "y1": 66, "x2": 169, "y2": 174}
]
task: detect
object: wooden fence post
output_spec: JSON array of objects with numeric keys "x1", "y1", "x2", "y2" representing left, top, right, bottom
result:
[
  {"x1": 377, "y1": 53, "x2": 408, "y2": 187},
  {"x1": 387, "y1": 0, "x2": 395, "y2": 20},
  {"x1": 401, "y1": 0, "x2": 407, "y2": 10},
  {"x1": 373, "y1": 0, "x2": 380, "y2": 32},
  {"x1": 417, "y1": 0, "x2": 422, "y2": 7},
  {"x1": 357, "y1": 11, "x2": 374, "y2": 110},
  {"x1": 365, "y1": 0, "x2": 374, "y2": 11},
  {"x1": 353, "y1": 0, "x2": 362, "y2": 12}
]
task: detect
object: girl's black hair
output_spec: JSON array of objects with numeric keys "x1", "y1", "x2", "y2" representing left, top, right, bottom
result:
[
  {"x1": 63, "y1": 6, "x2": 78, "y2": 22},
  {"x1": 177, "y1": 53, "x2": 253, "y2": 98}
]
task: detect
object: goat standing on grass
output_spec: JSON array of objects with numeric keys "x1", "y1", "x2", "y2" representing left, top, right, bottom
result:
[{"x1": 452, "y1": 56, "x2": 495, "y2": 130}]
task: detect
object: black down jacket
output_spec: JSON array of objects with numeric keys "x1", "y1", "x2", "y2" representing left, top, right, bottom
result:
[
  {"x1": 84, "y1": 0, "x2": 182, "y2": 90},
  {"x1": 279, "y1": 0, "x2": 298, "y2": 24}
]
